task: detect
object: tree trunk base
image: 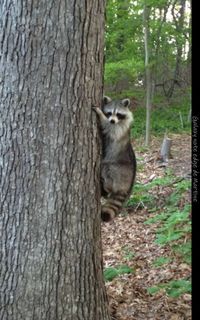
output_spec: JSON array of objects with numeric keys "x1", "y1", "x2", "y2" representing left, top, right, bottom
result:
[{"x1": 160, "y1": 137, "x2": 172, "y2": 162}]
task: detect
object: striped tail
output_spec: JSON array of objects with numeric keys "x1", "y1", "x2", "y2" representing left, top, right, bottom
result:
[{"x1": 101, "y1": 193, "x2": 127, "y2": 222}]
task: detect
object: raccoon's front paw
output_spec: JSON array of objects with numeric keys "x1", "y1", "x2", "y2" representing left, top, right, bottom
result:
[
  {"x1": 92, "y1": 105, "x2": 107, "y2": 123},
  {"x1": 92, "y1": 105, "x2": 101, "y2": 114}
]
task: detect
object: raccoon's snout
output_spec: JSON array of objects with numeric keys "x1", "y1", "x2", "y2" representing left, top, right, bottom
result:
[{"x1": 109, "y1": 116, "x2": 118, "y2": 124}]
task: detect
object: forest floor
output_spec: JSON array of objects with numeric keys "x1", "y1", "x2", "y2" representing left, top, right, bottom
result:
[{"x1": 102, "y1": 133, "x2": 191, "y2": 320}]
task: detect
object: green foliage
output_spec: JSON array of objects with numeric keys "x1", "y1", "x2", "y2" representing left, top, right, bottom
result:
[
  {"x1": 131, "y1": 106, "x2": 146, "y2": 139},
  {"x1": 130, "y1": 90, "x2": 191, "y2": 139},
  {"x1": 165, "y1": 179, "x2": 191, "y2": 207},
  {"x1": 127, "y1": 171, "x2": 184, "y2": 209},
  {"x1": 173, "y1": 240, "x2": 191, "y2": 264},
  {"x1": 105, "y1": 0, "x2": 191, "y2": 93},
  {"x1": 152, "y1": 256, "x2": 171, "y2": 267},
  {"x1": 141, "y1": 173, "x2": 191, "y2": 297},
  {"x1": 127, "y1": 182, "x2": 156, "y2": 209},
  {"x1": 105, "y1": 0, "x2": 143, "y2": 64},
  {"x1": 104, "y1": 59, "x2": 144, "y2": 87},
  {"x1": 105, "y1": 0, "x2": 191, "y2": 143},
  {"x1": 144, "y1": 176, "x2": 191, "y2": 250},
  {"x1": 148, "y1": 279, "x2": 191, "y2": 298},
  {"x1": 145, "y1": 201, "x2": 191, "y2": 246},
  {"x1": 122, "y1": 246, "x2": 135, "y2": 261},
  {"x1": 147, "y1": 286, "x2": 161, "y2": 295},
  {"x1": 128, "y1": 169, "x2": 191, "y2": 281},
  {"x1": 104, "y1": 265, "x2": 134, "y2": 282}
]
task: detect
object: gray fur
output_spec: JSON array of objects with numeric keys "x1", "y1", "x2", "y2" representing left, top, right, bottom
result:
[{"x1": 93, "y1": 97, "x2": 136, "y2": 222}]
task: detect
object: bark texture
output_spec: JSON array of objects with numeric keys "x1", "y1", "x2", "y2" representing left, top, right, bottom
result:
[{"x1": 0, "y1": 1, "x2": 110, "y2": 319}]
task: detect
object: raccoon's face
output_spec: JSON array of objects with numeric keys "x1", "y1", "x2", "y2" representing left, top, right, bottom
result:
[{"x1": 103, "y1": 97, "x2": 131, "y2": 125}]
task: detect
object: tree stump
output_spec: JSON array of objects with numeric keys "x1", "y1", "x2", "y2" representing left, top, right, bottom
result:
[{"x1": 160, "y1": 137, "x2": 172, "y2": 162}]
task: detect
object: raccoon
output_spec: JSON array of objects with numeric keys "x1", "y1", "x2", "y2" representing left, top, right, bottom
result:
[{"x1": 93, "y1": 96, "x2": 136, "y2": 222}]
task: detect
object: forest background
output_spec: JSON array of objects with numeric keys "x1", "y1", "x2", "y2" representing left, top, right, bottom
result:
[
  {"x1": 102, "y1": 1, "x2": 192, "y2": 319},
  {"x1": 104, "y1": 0, "x2": 191, "y2": 140}
]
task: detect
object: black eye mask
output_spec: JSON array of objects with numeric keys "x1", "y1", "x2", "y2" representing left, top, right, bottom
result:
[
  {"x1": 104, "y1": 112, "x2": 112, "y2": 118},
  {"x1": 116, "y1": 113, "x2": 126, "y2": 120}
]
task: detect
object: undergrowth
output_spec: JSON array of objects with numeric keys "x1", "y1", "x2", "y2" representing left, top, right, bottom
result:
[
  {"x1": 132, "y1": 100, "x2": 191, "y2": 139},
  {"x1": 104, "y1": 265, "x2": 134, "y2": 282},
  {"x1": 147, "y1": 279, "x2": 191, "y2": 298},
  {"x1": 127, "y1": 171, "x2": 191, "y2": 298}
]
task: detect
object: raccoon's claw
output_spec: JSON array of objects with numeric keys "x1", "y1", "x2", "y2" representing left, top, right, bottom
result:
[
  {"x1": 92, "y1": 105, "x2": 100, "y2": 113},
  {"x1": 92, "y1": 106, "x2": 107, "y2": 123}
]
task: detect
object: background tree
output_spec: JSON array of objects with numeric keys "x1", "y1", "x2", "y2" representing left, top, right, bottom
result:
[
  {"x1": 0, "y1": 1, "x2": 111, "y2": 319},
  {"x1": 105, "y1": 0, "x2": 191, "y2": 93},
  {"x1": 143, "y1": 0, "x2": 152, "y2": 145},
  {"x1": 167, "y1": 0, "x2": 187, "y2": 98}
]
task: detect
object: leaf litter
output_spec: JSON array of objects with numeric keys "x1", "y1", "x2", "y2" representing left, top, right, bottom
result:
[{"x1": 102, "y1": 133, "x2": 191, "y2": 320}]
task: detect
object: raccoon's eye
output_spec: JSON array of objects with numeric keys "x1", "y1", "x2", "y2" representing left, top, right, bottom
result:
[
  {"x1": 105, "y1": 112, "x2": 112, "y2": 118},
  {"x1": 117, "y1": 113, "x2": 126, "y2": 120}
]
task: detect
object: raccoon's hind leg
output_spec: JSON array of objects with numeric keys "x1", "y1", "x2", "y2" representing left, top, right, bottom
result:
[{"x1": 101, "y1": 193, "x2": 126, "y2": 222}]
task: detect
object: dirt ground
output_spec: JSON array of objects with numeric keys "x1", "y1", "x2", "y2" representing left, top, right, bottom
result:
[{"x1": 102, "y1": 133, "x2": 191, "y2": 320}]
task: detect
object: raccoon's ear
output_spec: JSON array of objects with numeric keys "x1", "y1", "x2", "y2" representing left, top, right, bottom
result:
[
  {"x1": 103, "y1": 96, "x2": 112, "y2": 105},
  {"x1": 122, "y1": 98, "x2": 130, "y2": 107}
]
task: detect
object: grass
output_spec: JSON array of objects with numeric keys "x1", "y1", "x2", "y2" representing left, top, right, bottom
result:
[
  {"x1": 127, "y1": 183, "x2": 156, "y2": 209},
  {"x1": 172, "y1": 240, "x2": 191, "y2": 264},
  {"x1": 143, "y1": 176, "x2": 191, "y2": 252},
  {"x1": 152, "y1": 257, "x2": 171, "y2": 268},
  {"x1": 104, "y1": 265, "x2": 134, "y2": 282},
  {"x1": 132, "y1": 100, "x2": 191, "y2": 139},
  {"x1": 127, "y1": 171, "x2": 184, "y2": 210},
  {"x1": 147, "y1": 279, "x2": 191, "y2": 298}
]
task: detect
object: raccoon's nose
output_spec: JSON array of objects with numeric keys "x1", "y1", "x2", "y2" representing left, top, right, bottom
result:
[{"x1": 110, "y1": 119, "x2": 115, "y2": 124}]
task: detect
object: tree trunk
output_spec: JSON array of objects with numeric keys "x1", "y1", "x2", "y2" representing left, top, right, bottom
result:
[
  {"x1": 187, "y1": 0, "x2": 192, "y2": 66},
  {"x1": 0, "y1": 1, "x2": 110, "y2": 320},
  {"x1": 160, "y1": 137, "x2": 172, "y2": 162},
  {"x1": 143, "y1": 2, "x2": 152, "y2": 146}
]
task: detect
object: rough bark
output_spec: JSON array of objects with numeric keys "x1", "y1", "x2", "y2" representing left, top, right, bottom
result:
[{"x1": 0, "y1": 1, "x2": 110, "y2": 319}]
